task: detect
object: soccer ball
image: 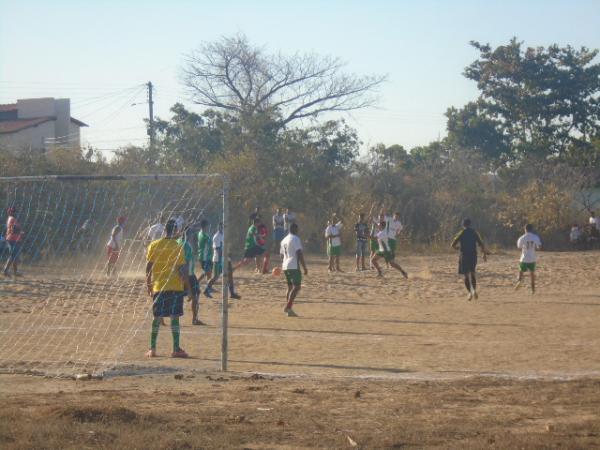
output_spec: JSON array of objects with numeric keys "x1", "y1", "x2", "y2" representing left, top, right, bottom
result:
[{"x1": 271, "y1": 267, "x2": 282, "y2": 277}]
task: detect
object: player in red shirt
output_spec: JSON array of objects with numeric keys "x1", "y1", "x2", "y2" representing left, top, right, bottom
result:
[{"x1": 3, "y1": 207, "x2": 25, "y2": 277}]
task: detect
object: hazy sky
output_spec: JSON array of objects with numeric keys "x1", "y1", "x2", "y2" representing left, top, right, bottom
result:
[{"x1": 1, "y1": 0, "x2": 599, "y2": 155}]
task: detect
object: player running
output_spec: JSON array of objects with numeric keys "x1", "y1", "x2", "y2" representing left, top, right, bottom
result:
[
  {"x1": 105, "y1": 216, "x2": 126, "y2": 277},
  {"x1": 233, "y1": 218, "x2": 265, "y2": 271},
  {"x1": 179, "y1": 226, "x2": 204, "y2": 325},
  {"x1": 280, "y1": 223, "x2": 308, "y2": 317},
  {"x1": 371, "y1": 220, "x2": 408, "y2": 278},
  {"x1": 451, "y1": 218, "x2": 490, "y2": 300},
  {"x1": 354, "y1": 213, "x2": 369, "y2": 271},
  {"x1": 197, "y1": 220, "x2": 213, "y2": 284},
  {"x1": 3, "y1": 207, "x2": 24, "y2": 277},
  {"x1": 145, "y1": 219, "x2": 190, "y2": 358},
  {"x1": 515, "y1": 224, "x2": 542, "y2": 294}
]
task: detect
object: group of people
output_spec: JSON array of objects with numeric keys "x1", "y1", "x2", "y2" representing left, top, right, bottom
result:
[
  {"x1": 569, "y1": 211, "x2": 600, "y2": 248},
  {"x1": 0, "y1": 203, "x2": 548, "y2": 359},
  {"x1": 143, "y1": 208, "x2": 308, "y2": 356},
  {"x1": 326, "y1": 210, "x2": 405, "y2": 276},
  {"x1": 142, "y1": 214, "x2": 243, "y2": 358}
]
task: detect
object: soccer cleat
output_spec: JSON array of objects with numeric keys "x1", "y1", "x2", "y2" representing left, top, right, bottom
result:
[
  {"x1": 192, "y1": 319, "x2": 206, "y2": 326},
  {"x1": 145, "y1": 349, "x2": 157, "y2": 358},
  {"x1": 286, "y1": 309, "x2": 298, "y2": 317},
  {"x1": 467, "y1": 292, "x2": 473, "y2": 301},
  {"x1": 203, "y1": 288, "x2": 213, "y2": 298},
  {"x1": 171, "y1": 349, "x2": 189, "y2": 358},
  {"x1": 230, "y1": 293, "x2": 241, "y2": 300},
  {"x1": 401, "y1": 270, "x2": 408, "y2": 279},
  {"x1": 472, "y1": 290, "x2": 478, "y2": 300}
]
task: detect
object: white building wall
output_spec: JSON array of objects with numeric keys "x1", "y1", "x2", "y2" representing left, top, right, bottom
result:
[
  {"x1": 0, "y1": 121, "x2": 56, "y2": 152},
  {"x1": 54, "y1": 99, "x2": 70, "y2": 140},
  {"x1": 68, "y1": 121, "x2": 81, "y2": 148},
  {"x1": 17, "y1": 98, "x2": 56, "y2": 119}
]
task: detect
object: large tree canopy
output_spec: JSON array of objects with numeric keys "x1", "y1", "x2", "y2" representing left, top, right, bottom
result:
[
  {"x1": 181, "y1": 34, "x2": 386, "y2": 130},
  {"x1": 449, "y1": 38, "x2": 600, "y2": 163}
]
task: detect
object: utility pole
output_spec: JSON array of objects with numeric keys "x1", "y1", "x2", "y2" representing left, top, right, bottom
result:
[{"x1": 147, "y1": 81, "x2": 155, "y2": 148}]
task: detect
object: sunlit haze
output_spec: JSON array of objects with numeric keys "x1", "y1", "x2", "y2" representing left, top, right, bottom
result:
[{"x1": 1, "y1": 0, "x2": 599, "y2": 155}]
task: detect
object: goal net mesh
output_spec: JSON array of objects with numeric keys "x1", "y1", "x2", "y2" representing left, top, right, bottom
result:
[{"x1": 0, "y1": 175, "x2": 225, "y2": 377}]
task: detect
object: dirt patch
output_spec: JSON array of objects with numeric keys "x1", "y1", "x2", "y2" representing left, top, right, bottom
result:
[{"x1": 57, "y1": 406, "x2": 139, "y2": 424}]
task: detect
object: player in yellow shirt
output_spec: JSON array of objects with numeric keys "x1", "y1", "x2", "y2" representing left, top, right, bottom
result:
[{"x1": 145, "y1": 219, "x2": 190, "y2": 358}]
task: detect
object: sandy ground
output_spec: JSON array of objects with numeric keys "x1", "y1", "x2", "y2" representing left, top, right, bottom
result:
[
  {"x1": 0, "y1": 251, "x2": 599, "y2": 448},
  {"x1": 2, "y1": 251, "x2": 599, "y2": 378}
]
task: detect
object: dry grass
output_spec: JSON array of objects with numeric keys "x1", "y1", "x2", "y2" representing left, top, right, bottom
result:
[{"x1": 0, "y1": 374, "x2": 599, "y2": 449}]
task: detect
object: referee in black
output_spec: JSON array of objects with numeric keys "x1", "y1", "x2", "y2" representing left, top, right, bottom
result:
[{"x1": 451, "y1": 218, "x2": 490, "y2": 300}]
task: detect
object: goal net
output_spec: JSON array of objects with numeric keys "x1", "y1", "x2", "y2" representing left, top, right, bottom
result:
[{"x1": 0, "y1": 174, "x2": 229, "y2": 377}]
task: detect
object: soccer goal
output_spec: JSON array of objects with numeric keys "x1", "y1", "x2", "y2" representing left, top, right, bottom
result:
[{"x1": 0, "y1": 174, "x2": 231, "y2": 377}]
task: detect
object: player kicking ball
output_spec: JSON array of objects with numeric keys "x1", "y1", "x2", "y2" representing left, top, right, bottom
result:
[
  {"x1": 371, "y1": 220, "x2": 408, "y2": 279},
  {"x1": 515, "y1": 224, "x2": 542, "y2": 294},
  {"x1": 280, "y1": 223, "x2": 308, "y2": 317}
]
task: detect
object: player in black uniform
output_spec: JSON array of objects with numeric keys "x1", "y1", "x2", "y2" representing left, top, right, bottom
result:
[{"x1": 451, "y1": 218, "x2": 490, "y2": 300}]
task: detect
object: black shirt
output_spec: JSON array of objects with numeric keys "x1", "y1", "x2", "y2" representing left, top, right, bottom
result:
[
  {"x1": 452, "y1": 227, "x2": 483, "y2": 256},
  {"x1": 354, "y1": 222, "x2": 369, "y2": 241}
]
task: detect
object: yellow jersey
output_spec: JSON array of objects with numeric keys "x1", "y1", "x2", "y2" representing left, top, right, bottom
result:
[{"x1": 147, "y1": 238, "x2": 186, "y2": 292}]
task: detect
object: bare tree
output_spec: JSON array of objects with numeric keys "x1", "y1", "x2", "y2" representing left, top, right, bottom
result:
[{"x1": 181, "y1": 34, "x2": 386, "y2": 129}]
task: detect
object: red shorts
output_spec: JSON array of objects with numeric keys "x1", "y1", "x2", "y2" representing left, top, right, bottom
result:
[{"x1": 107, "y1": 246, "x2": 120, "y2": 264}]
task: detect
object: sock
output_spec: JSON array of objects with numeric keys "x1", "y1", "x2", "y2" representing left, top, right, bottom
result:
[
  {"x1": 464, "y1": 277, "x2": 471, "y2": 292},
  {"x1": 229, "y1": 273, "x2": 236, "y2": 295},
  {"x1": 150, "y1": 318, "x2": 160, "y2": 349},
  {"x1": 171, "y1": 317, "x2": 180, "y2": 352},
  {"x1": 471, "y1": 274, "x2": 477, "y2": 291}
]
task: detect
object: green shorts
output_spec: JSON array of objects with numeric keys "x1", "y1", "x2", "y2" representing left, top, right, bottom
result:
[
  {"x1": 370, "y1": 238, "x2": 378, "y2": 252},
  {"x1": 328, "y1": 245, "x2": 341, "y2": 257},
  {"x1": 388, "y1": 238, "x2": 396, "y2": 252},
  {"x1": 519, "y1": 262, "x2": 536, "y2": 272},
  {"x1": 284, "y1": 269, "x2": 302, "y2": 286},
  {"x1": 376, "y1": 250, "x2": 393, "y2": 262}
]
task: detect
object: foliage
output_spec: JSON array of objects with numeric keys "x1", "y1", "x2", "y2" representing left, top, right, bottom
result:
[{"x1": 450, "y1": 38, "x2": 600, "y2": 164}]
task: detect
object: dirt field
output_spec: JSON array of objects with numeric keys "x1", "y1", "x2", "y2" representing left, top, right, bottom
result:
[{"x1": 0, "y1": 251, "x2": 599, "y2": 448}]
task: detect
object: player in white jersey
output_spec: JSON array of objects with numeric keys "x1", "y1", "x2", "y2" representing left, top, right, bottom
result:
[
  {"x1": 105, "y1": 216, "x2": 126, "y2": 277},
  {"x1": 371, "y1": 220, "x2": 408, "y2": 278},
  {"x1": 325, "y1": 215, "x2": 343, "y2": 272},
  {"x1": 280, "y1": 223, "x2": 308, "y2": 317},
  {"x1": 146, "y1": 214, "x2": 165, "y2": 244},
  {"x1": 515, "y1": 224, "x2": 542, "y2": 294},
  {"x1": 387, "y1": 212, "x2": 403, "y2": 257},
  {"x1": 589, "y1": 211, "x2": 600, "y2": 239},
  {"x1": 204, "y1": 223, "x2": 241, "y2": 300}
]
